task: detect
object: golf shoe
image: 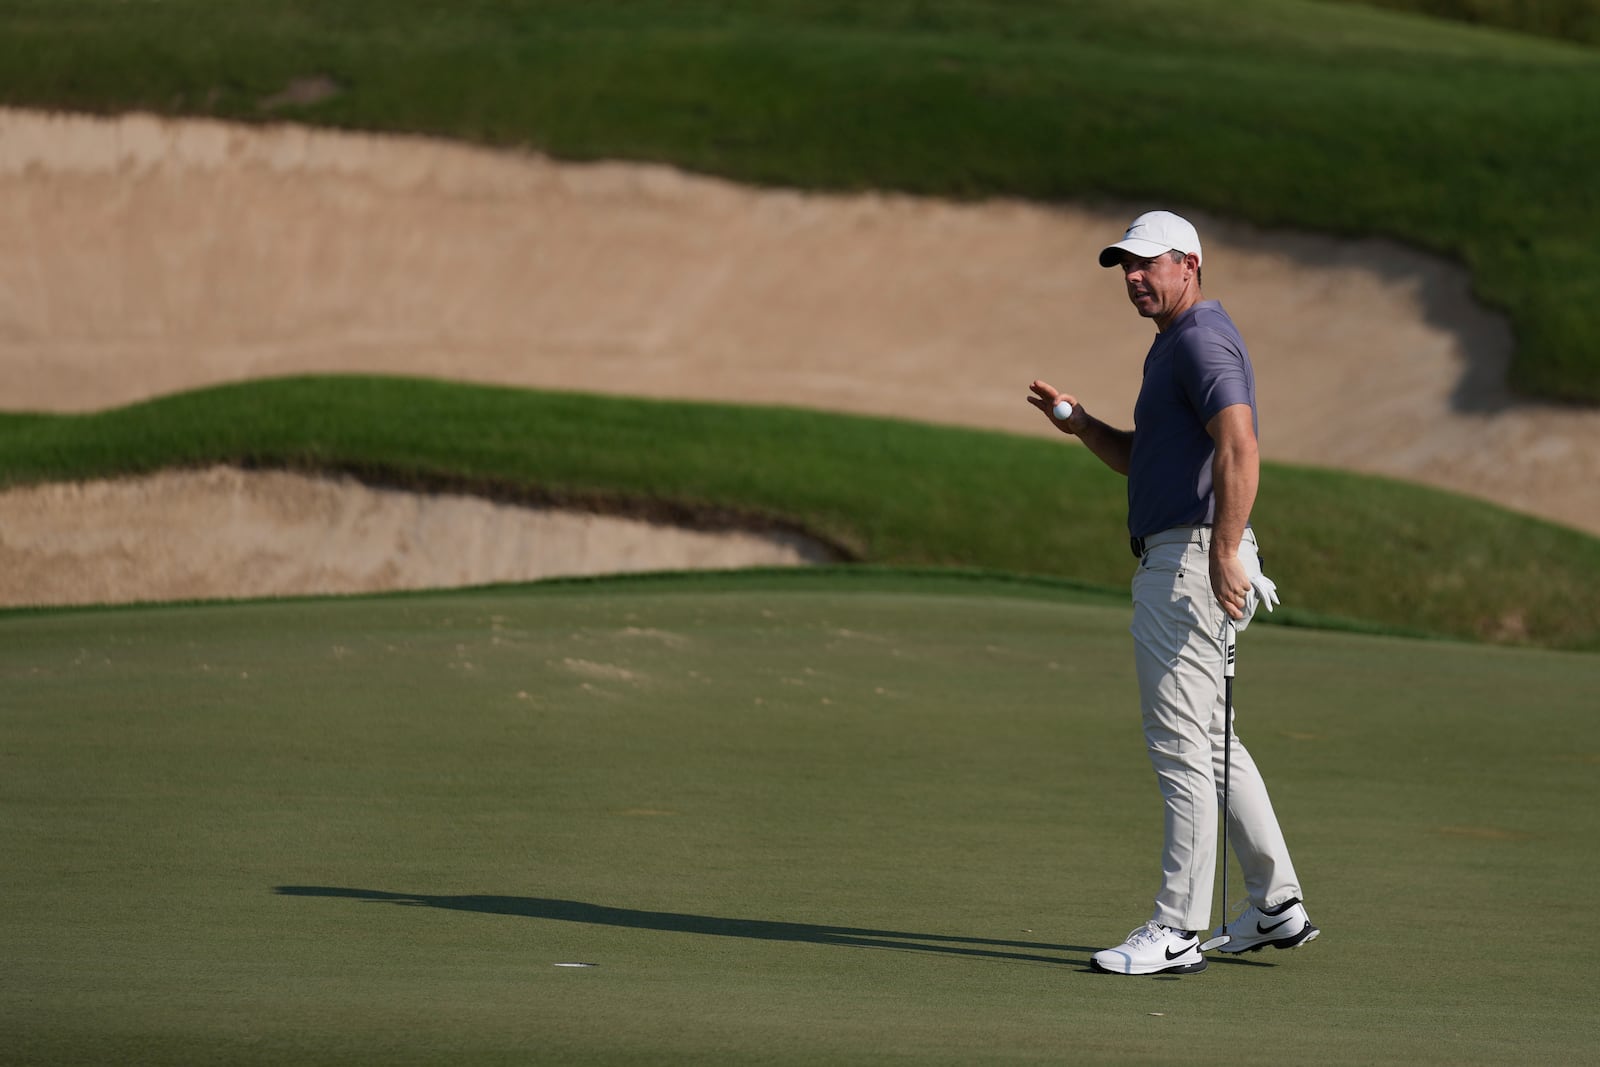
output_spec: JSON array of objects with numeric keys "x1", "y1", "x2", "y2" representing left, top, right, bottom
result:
[
  {"x1": 1091, "y1": 921, "x2": 1207, "y2": 975},
  {"x1": 1209, "y1": 898, "x2": 1320, "y2": 954}
]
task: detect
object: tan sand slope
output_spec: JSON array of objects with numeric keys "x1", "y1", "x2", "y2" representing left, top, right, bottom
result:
[
  {"x1": 1, "y1": 108, "x2": 1596, "y2": 605},
  {"x1": 0, "y1": 467, "x2": 836, "y2": 607}
]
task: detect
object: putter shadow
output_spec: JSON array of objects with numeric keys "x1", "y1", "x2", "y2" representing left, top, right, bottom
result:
[{"x1": 274, "y1": 885, "x2": 1099, "y2": 966}]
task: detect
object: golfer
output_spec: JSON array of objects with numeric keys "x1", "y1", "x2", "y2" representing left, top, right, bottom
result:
[{"x1": 1028, "y1": 210, "x2": 1318, "y2": 976}]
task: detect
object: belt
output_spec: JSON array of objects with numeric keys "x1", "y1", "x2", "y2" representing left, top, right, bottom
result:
[{"x1": 1130, "y1": 525, "x2": 1211, "y2": 559}]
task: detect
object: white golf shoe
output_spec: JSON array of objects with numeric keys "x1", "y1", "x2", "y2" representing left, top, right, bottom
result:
[
  {"x1": 1091, "y1": 921, "x2": 1207, "y2": 975},
  {"x1": 1210, "y1": 898, "x2": 1320, "y2": 954}
]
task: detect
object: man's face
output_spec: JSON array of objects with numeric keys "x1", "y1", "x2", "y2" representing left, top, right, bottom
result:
[{"x1": 1118, "y1": 250, "x2": 1197, "y2": 327}]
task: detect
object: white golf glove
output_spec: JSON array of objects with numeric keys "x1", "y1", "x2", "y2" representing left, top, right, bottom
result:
[
  {"x1": 1251, "y1": 572, "x2": 1280, "y2": 613},
  {"x1": 1233, "y1": 571, "x2": 1279, "y2": 634}
]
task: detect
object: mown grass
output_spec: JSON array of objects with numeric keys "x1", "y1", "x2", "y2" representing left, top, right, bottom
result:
[
  {"x1": 4, "y1": 375, "x2": 1598, "y2": 650},
  {"x1": 5, "y1": 573, "x2": 1598, "y2": 1064},
  {"x1": 1, "y1": 0, "x2": 1598, "y2": 401}
]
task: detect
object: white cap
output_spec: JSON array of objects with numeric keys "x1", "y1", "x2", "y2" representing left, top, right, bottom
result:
[{"x1": 1098, "y1": 210, "x2": 1203, "y2": 268}]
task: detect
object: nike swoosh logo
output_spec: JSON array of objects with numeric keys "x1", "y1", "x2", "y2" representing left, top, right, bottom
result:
[
  {"x1": 1257, "y1": 917, "x2": 1295, "y2": 935},
  {"x1": 1165, "y1": 944, "x2": 1195, "y2": 960}
]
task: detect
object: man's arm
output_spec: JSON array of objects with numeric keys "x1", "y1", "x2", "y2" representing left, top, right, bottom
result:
[
  {"x1": 1028, "y1": 380, "x2": 1134, "y2": 476},
  {"x1": 1206, "y1": 402, "x2": 1259, "y2": 620}
]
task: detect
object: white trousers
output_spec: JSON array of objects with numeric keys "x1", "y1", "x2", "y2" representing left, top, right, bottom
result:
[{"x1": 1129, "y1": 527, "x2": 1302, "y2": 932}]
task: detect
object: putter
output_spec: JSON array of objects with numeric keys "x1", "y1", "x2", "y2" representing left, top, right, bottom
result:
[{"x1": 1198, "y1": 618, "x2": 1237, "y2": 953}]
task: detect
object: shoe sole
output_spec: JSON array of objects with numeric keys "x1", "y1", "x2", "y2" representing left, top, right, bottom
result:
[
  {"x1": 1090, "y1": 957, "x2": 1207, "y2": 976},
  {"x1": 1218, "y1": 922, "x2": 1320, "y2": 955}
]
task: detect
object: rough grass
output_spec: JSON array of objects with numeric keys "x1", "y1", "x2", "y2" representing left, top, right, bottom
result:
[{"x1": 1325, "y1": 0, "x2": 1600, "y2": 45}]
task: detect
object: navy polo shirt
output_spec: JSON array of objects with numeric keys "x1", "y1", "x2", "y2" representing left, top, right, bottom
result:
[{"x1": 1126, "y1": 300, "x2": 1258, "y2": 539}]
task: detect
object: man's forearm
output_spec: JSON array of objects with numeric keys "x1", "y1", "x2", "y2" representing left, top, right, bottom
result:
[
  {"x1": 1075, "y1": 413, "x2": 1134, "y2": 477},
  {"x1": 1205, "y1": 404, "x2": 1261, "y2": 619},
  {"x1": 1209, "y1": 420, "x2": 1259, "y2": 556}
]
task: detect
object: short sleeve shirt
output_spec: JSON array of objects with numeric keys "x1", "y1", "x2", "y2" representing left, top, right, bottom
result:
[{"x1": 1126, "y1": 300, "x2": 1258, "y2": 539}]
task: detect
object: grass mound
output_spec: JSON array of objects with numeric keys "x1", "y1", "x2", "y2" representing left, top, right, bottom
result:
[{"x1": 5, "y1": 375, "x2": 1599, "y2": 649}]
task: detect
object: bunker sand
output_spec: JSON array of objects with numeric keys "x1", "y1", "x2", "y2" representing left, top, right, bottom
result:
[{"x1": 2, "y1": 109, "x2": 1595, "y2": 604}]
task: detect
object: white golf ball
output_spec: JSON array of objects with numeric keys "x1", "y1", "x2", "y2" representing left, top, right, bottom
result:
[{"x1": 1052, "y1": 400, "x2": 1074, "y2": 421}]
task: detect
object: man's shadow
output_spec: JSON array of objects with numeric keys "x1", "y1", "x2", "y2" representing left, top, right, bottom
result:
[
  {"x1": 274, "y1": 886, "x2": 1100, "y2": 967},
  {"x1": 275, "y1": 887, "x2": 1275, "y2": 972}
]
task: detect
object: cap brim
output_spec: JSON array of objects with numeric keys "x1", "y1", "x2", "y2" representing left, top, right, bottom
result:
[{"x1": 1098, "y1": 238, "x2": 1175, "y2": 268}]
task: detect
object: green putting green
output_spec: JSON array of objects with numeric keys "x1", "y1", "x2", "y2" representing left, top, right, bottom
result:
[{"x1": 5, "y1": 571, "x2": 1596, "y2": 1064}]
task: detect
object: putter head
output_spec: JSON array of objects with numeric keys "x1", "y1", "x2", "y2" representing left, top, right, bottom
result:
[{"x1": 1198, "y1": 933, "x2": 1230, "y2": 952}]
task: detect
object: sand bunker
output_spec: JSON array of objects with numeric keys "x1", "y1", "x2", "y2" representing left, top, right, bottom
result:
[
  {"x1": 0, "y1": 466, "x2": 835, "y2": 607},
  {"x1": 1, "y1": 108, "x2": 1596, "y2": 605}
]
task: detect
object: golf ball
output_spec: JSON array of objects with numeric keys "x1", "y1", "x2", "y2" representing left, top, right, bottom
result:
[{"x1": 1052, "y1": 400, "x2": 1074, "y2": 421}]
